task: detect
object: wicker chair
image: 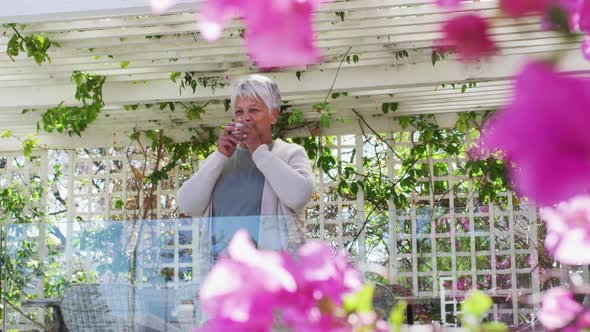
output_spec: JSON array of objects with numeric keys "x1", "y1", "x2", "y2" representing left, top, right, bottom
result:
[{"x1": 61, "y1": 283, "x2": 145, "y2": 332}]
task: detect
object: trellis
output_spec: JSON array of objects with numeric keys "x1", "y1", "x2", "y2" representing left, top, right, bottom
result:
[
  {"x1": 3, "y1": 0, "x2": 588, "y2": 329},
  {"x1": 1, "y1": 125, "x2": 541, "y2": 328}
]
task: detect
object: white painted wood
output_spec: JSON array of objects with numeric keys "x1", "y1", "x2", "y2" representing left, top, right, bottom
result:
[{"x1": 0, "y1": 0, "x2": 198, "y2": 24}]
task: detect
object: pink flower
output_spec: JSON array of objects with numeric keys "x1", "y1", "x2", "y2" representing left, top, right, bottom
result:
[
  {"x1": 579, "y1": 0, "x2": 590, "y2": 32},
  {"x1": 152, "y1": 0, "x2": 326, "y2": 68},
  {"x1": 243, "y1": 0, "x2": 322, "y2": 68},
  {"x1": 457, "y1": 276, "x2": 471, "y2": 290},
  {"x1": 576, "y1": 310, "x2": 590, "y2": 329},
  {"x1": 198, "y1": 230, "x2": 366, "y2": 331},
  {"x1": 199, "y1": 230, "x2": 296, "y2": 330},
  {"x1": 348, "y1": 312, "x2": 389, "y2": 332},
  {"x1": 477, "y1": 61, "x2": 590, "y2": 206},
  {"x1": 542, "y1": 0, "x2": 584, "y2": 31},
  {"x1": 438, "y1": 14, "x2": 498, "y2": 61},
  {"x1": 458, "y1": 217, "x2": 470, "y2": 232},
  {"x1": 499, "y1": 0, "x2": 551, "y2": 18},
  {"x1": 435, "y1": 0, "x2": 462, "y2": 7},
  {"x1": 496, "y1": 256, "x2": 511, "y2": 269},
  {"x1": 150, "y1": 0, "x2": 176, "y2": 14},
  {"x1": 280, "y1": 241, "x2": 363, "y2": 330},
  {"x1": 297, "y1": 241, "x2": 362, "y2": 303},
  {"x1": 197, "y1": 0, "x2": 324, "y2": 68},
  {"x1": 538, "y1": 288, "x2": 583, "y2": 330},
  {"x1": 540, "y1": 194, "x2": 590, "y2": 265}
]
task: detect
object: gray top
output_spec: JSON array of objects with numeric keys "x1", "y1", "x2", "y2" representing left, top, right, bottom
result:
[{"x1": 212, "y1": 143, "x2": 273, "y2": 217}]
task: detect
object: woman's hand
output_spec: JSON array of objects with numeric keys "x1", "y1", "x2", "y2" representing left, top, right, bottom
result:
[
  {"x1": 217, "y1": 122, "x2": 241, "y2": 157},
  {"x1": 240, "y1": 122, "x2": 263, "y2": 153}
]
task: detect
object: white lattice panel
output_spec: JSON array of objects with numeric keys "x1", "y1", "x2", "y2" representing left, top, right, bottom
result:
[{"x1": 2, "y1": 127, "x2": 543, "y2": 328}]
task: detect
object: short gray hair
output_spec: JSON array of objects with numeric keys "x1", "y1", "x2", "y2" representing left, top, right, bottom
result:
[{"x1": 230, "y1": 74, "x2": 281, "y2": 113}]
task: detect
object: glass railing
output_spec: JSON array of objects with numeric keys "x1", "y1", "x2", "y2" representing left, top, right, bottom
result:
[
  {"x1": 0, "y1": 215, "x2": 291, "y2": 332},
  {"x1": 0, "y1": 205, "x2": 542, "y2": 330}
]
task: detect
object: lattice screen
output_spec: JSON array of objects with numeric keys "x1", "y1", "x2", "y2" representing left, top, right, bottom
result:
[
  {"x1": 1, "y1": 130, "x2": 542, "y2": 328},
  {"x1": 305, "y1": 132, "x2": 540, "y2": 327}
]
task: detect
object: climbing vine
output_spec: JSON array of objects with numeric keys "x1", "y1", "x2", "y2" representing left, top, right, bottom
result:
[
  {"x1": 28, "y1": 71, "x2": 107, "y2": 136},
  {"x1": 3, "y1": 24, "x2": 59, "y2": 65}
]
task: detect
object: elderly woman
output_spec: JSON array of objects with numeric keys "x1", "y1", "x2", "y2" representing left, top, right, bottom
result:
[{"x1": 177, "y1": 74, "x2": 315, "y2": 255}]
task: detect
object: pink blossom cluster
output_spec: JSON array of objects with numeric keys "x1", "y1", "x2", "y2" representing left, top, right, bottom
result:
[
  {"x1": 476, "y1": 61, "x2": 590, "y2": 206},
  {"x1": 151, "y1": 0, "x2": 326, "y2": 68},
  {"x1": 196, "y1": 230, "x2": 389, "y2": 332},
  {"x1": 434, "y1": 0, "x2": 590, "y2": 61},
  {"x1": 539, "y1": 288, "x2": 590, "y2": 331},
  {"x1": 540, "y1": 194, "x2": 590, "y2": 265}
]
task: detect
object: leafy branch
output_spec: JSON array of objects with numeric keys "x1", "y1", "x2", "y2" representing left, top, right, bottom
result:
[
  {"x1": 170, "y1": 72, "x2": 228, "y2": 95},
  {"x1": 38, "y1": 71, "x2": 106, "y2": 136},
  {"x1": 4, "y1": 23, "x2": 59, "y2": 65}
]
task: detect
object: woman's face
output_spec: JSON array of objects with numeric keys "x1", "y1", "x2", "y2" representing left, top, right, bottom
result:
[{"x1": 233, "y1": 96, "x2": 279, "y2": 136}]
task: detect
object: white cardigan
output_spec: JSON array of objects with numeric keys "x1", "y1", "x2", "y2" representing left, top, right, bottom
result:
[{"x1": 177, "y1": 139, "x2": 315, "y2": 252}]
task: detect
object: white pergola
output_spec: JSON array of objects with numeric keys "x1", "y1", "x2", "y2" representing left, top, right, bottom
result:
[
  {"x1": 1, "y1": 1, "x2": 587, "y2": 329},
  {"x1": 1, "y1": 0, "x2": 588, "y2": 150}
]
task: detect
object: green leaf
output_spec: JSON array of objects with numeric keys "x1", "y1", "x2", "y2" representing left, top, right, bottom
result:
[
  {"x1": 461, "y1": 290, "x2": 493, "y2": 319},
  {"x1": 287, "y1": 110, "x2": 303, "y2": 126},
  {"x1": 352, "y1": 54, "x2": 359, "y2": 63},
  {"x1": 335, "y1": 11, "x2": 345, "y2": 22},
  {"x1": 482, "y1": 322, "x2": 508, "y2": 332},
  {"x1": 398, "y1": 116, "x2": 411, "y2": 130},
  {"x1": 22, "y1": 136, "x2": 39, "y2": 159},
  {"x1": 169, "y1": 72, "x2": 182, "y2": 83},
  {"x1": 113, "y1": 199, "x2": 125, "y2": 210},
  {"x1": 388, "y1": 300, "x2": 407, "y2": 332},
  {"x1": 461, "y1": 84, "x2": 467, "y2": 93},
  {"x1": 319, "y1": 113, "x2": 331, "y2": 128},
  {"x1": 547, "y1": 5, "x2": 572, "y2": 35},
  {"x1": 431, "y1": 50, "x2": 439, "y2": 66},
  {"x1": 1, "y1": 130, "x2": 12, "y2": 138},
  {"x1": 381, "y1": 103, "x2": 389, "y2": 114},
  {"x1": 129, "y1": 131, "x2": 141, "y2": 141},
  {"x1": 343, "y1": 284, "x2": 374, "y2": 313},
  {"x1": 350, "y1": 181, "x2": 359, "y2": 195},
  {"x1": 119, "y1": 61, "x2": 130, "y2": 69},
  {"x1": 389, "y1": 102, "x2": 399, "y2": 112}
]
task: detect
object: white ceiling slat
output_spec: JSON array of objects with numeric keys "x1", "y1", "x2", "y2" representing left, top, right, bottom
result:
[
  {"x1": 1, "y1": 48, "x2": 587, "y2": 110},
  {"x1": 2, "y1": 2, "x2": 502, "y2": 44},
  {"x1": 1, "y1": 0, "x2": 589, "y2": 152}
]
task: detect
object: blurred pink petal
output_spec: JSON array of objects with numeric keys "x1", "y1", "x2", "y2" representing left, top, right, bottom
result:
[
  {"x1": 227, "y1": 229, "x2": 297, "y2": 292},
  {"x1": 438, "y1": 14, "x2": 498, "y2": 61},
  {"x1": 580, "y1": 0, "x2": 590, "y2": 32},
  {"x1": 435, "y1": 0, "x2": 462, "y2": 7},
  {"x1": 297, "y1": 241, "x2": 362, "y2": 303},
  {"x1": 244, "y1": 0, "x2": 322, "y2": 67},
  {"x1": 197, "y1": 0, "x2": 243, "y2": 41},
  {"x1": 279, "y1": 241, "x2": 362, "y2": 331},
  {"x1": 150, "y1": 0, "x2": 177, "y2": 14},
  {"x1": 198, "y1": 0, "x2": 325, "y2": 67},
  {"x1": 541, "y1": 194, "x2": 590, "y2": 265},
  {"x1": 541, "y1": 0, "x2": 583, "y2": 31},
  {"x1": 576, "y1": 310, "x2": 590, "y2": 329},
  {"x1": 499, "y1": 0, "x2": 551, "y2": 18},
  {"x1": 195, "y1": 317, "x2": 271, "y2": 332},
  {"x1": 199, "y1": 230, "x2": 296, "y2": 330},
  {"x1": 538, "y1": 288, "x2": 583, "y2": 330},
  {"x1": 478, "y1": 61, "x2": 590, "y2": 205}
]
